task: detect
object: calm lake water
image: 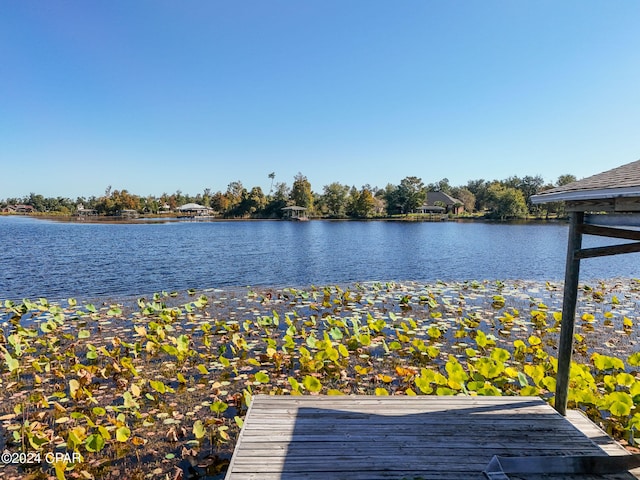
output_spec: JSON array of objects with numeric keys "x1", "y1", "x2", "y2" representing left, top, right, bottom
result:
[{"x1": 1, "y1": 215, "x2": 639, "y2": 301}]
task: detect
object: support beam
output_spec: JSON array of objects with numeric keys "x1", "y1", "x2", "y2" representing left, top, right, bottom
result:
[
  {"x1": 555, "y1": 211, "x2": 584, "y2": 415},
  {"x1": 580, "y1": 223, "x2": 640, "y2": 241},
  {"x1": 576, "y1": 242, "x2": 640, "y2": 259}
]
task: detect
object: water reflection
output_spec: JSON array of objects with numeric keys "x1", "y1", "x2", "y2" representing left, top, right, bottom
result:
[{"x1": 1, "y1": 216, "x2": 638, "y2": 300}]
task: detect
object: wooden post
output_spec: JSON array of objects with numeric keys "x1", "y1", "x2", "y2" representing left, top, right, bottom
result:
[{"x1": 555, "y1": 211, "x2": 584, "y2": 415}]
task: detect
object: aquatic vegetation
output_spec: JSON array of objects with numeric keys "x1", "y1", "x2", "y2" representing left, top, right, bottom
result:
[{"x1": 0, "y1": 279, "x2": 639, "y2": 479}]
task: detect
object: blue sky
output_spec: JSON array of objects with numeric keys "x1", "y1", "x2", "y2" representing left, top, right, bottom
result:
[{"x1": 1, "y1": 1, "x2": 639, "y2": 199}]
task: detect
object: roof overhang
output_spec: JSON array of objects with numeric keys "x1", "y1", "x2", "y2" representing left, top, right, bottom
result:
[
  {"x1": 282, "y1": 206, "x2": 307, "y2": 211},
  {"x1": 531, "y1": 186, "x2": 640, "y2": 204}
]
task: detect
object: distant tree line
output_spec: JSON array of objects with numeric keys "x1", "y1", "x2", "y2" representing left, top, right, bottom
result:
[{"x1": 1, "y1": 172, "x2": 577, "y2": 220}]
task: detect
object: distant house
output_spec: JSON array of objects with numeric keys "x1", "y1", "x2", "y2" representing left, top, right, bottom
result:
[
  {"x1": 416, "y1": 192, "x2": 464, "y2": 215},
  {"x1": 2, "y1": 204, "x2": 35, "y2": 214},
  {"x1": 76, "y1": 208, "x2": 98, "y2": 216},
  {"x1": 414, "y1": 204, "x2": 445, "y2": 215},
  {"x1": 76, "y1": 204, "x2": 98, "y2": 216},
  {"x1": 177, "y1": 203, "x2": 212, "y2": 217},
  {"x1": 281, "y1": 205, "x2": 308, "y2": 221}
]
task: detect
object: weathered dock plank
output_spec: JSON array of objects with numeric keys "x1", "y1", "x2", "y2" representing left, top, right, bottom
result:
[{"x1": 225, "y1": 395, "x2": 639, "y2": 480}]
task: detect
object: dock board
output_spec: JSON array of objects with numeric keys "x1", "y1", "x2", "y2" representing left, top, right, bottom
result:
[{"x1": 225, "y1": 395, "x2": 640, "y2": 480}]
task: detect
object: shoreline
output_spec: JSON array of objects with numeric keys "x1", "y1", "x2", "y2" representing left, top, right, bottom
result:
[{"x1": 1, "y1": 212, "x2": 568, "y2": 225}]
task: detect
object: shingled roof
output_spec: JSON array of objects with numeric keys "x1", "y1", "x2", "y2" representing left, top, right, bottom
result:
[
  {"x1": 531, "y1": 159, "x2": 640, "y2": 203},
  {"x1": 425, "y1": 191, "x2": 462, "y2": 206}
]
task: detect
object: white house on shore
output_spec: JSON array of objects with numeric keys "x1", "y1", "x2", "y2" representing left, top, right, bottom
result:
[{"x1": 177, "y1": 203, "x2": 213, "y2": 216}]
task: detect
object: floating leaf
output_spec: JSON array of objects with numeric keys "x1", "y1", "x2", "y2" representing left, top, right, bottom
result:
[
  {"x1": 528, "y1": 335, "x2": 542, "y2": 346},
  {"x1": 581, "y1": 313, "x2": 595, "y2": 322},
  {"x1": 130, "y1": 384, "x2": 141, "y2": 398},
  {"x1": 606, "y1": 392, "x2": 634, "y2": 416},
  {"x1": 617, "y1": 372, "x2": 635, "y2": 387},
  {"x1": 86, "y1": 349, "x2": 98, "y2": 360},
  {"x1": 210, "y1": 400, "x2": 229, "y2": 414},
  {"x1": 116, "y1": 426, "x2": 131, "y2": 442},
  {"x1": 427, "y1": 326, "x2": 441, "y2": 339},
  {"x1": 131, "y1": 436, "x2": 146, "y2": 446},
  {"x1": 123, "y1": 391, "x2": 139, "y2": 409},
  {"x1": 149, "y1": 380, "x2": 167, "y2": 394},
  {"x1": 303, "y1": 375, "x2": 322, "y2": 393},
  {"x1": 376, "y1": 374, "x2": 393, "y2": 383},
  {"x1": 3, "y1": 352, "x2": 19, "y2": 372},
  {"x1": 628, "y1": 352, "x2": 640, "y2": 366},
  {"x1": 475, "y1": 331, "x2": 488, "y2": 348},
  {"x1": 69, "y1": 379, "x2": 80, "y2": 400},
  {"x1": 193, "y1": 420, "x2": 206, "y2": 439},
  {"x1": 592, "y1": 353, "x2": 625, "y2": 371},
  {"x1": 517, "y1": 372, "x2": 529, "y2": 387},
  {"x1": 490, "y1": 348, "x2": 510, "y2": 363},
  {"x1": 85, "y1": 433, "x2": 105, "y2": 452}
]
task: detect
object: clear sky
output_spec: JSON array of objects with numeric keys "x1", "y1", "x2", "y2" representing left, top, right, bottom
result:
[{"x1": 2, "y1": 1, "x2": 639, "y2": 200}]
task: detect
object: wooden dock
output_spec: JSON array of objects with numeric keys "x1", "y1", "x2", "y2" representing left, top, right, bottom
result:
[{"x1": 225, "y1": 395, "x2": 640, "y2": 480}]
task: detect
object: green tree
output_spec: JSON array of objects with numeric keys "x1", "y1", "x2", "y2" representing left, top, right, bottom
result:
[
  {"x1": 174, "y1": 189, "x2": 186, "y2": 207},
  {"x1": 557, "y1": 174, "x2": 577, "y2": 186},
  {"x1": 201, "y1": 188, "x2": 212, "y2": 207},
  {"x1": 210, "y1": 191, "x2": 229, "y2": 213},
  {"x1": 466, "y1": 179, "x2": 490, "y2": 212},
  {"x1": 26, "y1": 193, "x2": 46, "y2": 211},
  {"x1": 347, "y1": 186, "x2": 376, "y2": 218},
  {"x1": 160, "y1": 192, "x2": 177, "y2": 211},
  {"x1": 426, "y1": 178, "x2": 452, "y2": 194},
  {"x1": 383, "y1": 183, "x2": 400, "y2": 215},
  {"x1": 142, "y1": 195, "x2": 159, "y2": 214},
  {"x1": 225, "y1": 181, "x2": 245, "y2": 215},
  {"x1": 322, "y1": 182, "x2": 350, "y2": 217},
  {"x1": 290, "y1": 173, "x2": 313, "y2": 209},
  {"x1": 486, "y1": 183, "x2": 528, "y2": 220},
  {"x1": 450, "y1": 187, "x2": 476, "y2": 213},
  {"x1": 242, "y1": 186, "x2": 267, "y2": 216},
  {"x1": 96, "y1": 189, "x2": 141, "y2": 215},
  {"x1": 500, "y1": 175, "x2": 548, "y2": 216},
  {"x1": 395, "y1": 176, "x2": 426, "y2": 214},
  {"x1": 268, "y1": 172, "x2": 276, "y2": 195},
  {"x1": 263, "y1": 182, "x2": 290, "y2": 218}
]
